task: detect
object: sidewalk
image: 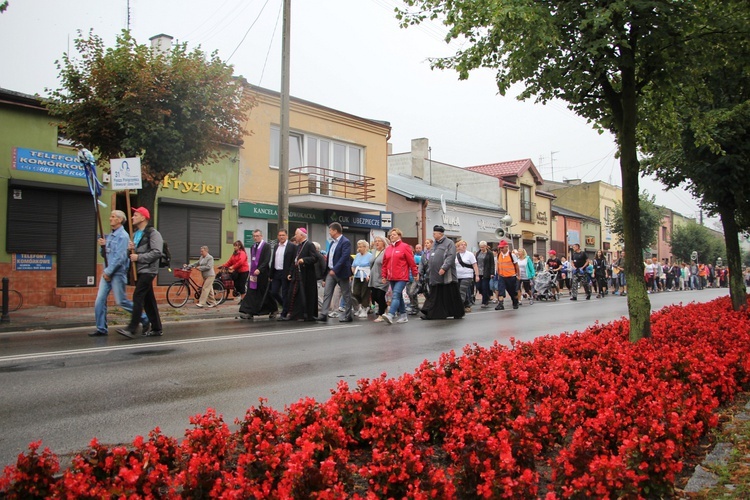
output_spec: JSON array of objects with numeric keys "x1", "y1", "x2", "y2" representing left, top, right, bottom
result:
[{"x1": 0, "y1": 300, "x2": 242, "y2": 334}]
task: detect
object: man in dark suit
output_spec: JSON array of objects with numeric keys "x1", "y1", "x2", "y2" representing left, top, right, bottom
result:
[
  {"x1": 317, "y1": 222, "x2": 353, "y2": 322},
  {"x1": 270, "y1": 228, "x2": 296, "y2": 320}
]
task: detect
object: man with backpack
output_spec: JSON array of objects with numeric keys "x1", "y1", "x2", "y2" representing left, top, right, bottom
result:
[{"x1": 117, "y1": 207, "x2": 164, "y2": 338}]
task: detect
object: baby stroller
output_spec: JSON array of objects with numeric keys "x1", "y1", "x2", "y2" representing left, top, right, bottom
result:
[{"x1": 533, "y1": 270, "x2": 560, "y2": 301}]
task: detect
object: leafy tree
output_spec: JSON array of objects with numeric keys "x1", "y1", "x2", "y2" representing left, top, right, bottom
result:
[
  {"x1": 641, "y1": 0, "x2": 749, "y2": 310},
  {"x1": 397, "y1": 0, "x2": 727, "y2": 340},
  {"x1": 0, "y1": 2, "x2": 8, "y2": 14},
  {"x1": 670, "y1": 222, "x2": 725, "y2": 264},
  {"x1": 45, "y1": 30, "x2": 254, "y2": 213},
  {"x1": 607, "y1": 192, "x2": 664, "y2": 255},
  {"x1": 742, "y1": 248, "x2": 750, "y2": 268}
]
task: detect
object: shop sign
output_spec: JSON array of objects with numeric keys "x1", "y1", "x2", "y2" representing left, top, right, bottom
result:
[
  {"x1": 326, "y1": 210, "x2": 383, "y2": 229},
  {"x1": 536, "y1": 211, "x2": 548, "y2": 224},
  {"x1": 442, "y1": 214, "x2": 460, "y2": 229},
  {"x1": 13, "y1": 253, "x2": 52, "y2": 271},
  {"x1": 380, "y1": 212, "x2": 393, "y2": 230},
  {"x1": 239, "y1": 202, "x2": 324, "y2": 223},
  {"x1": 585, "y1": 235, "x2": 596, "y2": 246},
  {"x1": 477, "y1": 218, "x2": 500, "y2": 230},
  {"x1": 12, "y1": 147, "x2": 85, "y2": 179},
  {"x1": 161, "y1": 174, "x2": 223, "y2": 196}
]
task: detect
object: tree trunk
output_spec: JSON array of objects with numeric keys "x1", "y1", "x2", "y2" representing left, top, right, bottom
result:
[
  {"x1": 619, "y1": 63, "x2": 652, "y2": 342},
  {"x1": 719, "y1": 207, "x2": 746, "y2": 311}
]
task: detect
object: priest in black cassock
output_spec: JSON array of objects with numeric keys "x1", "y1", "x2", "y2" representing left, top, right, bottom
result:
[
  {"x1": 239, "y1": 229, "x2": 277, "y2": 318},
  {"x1": 285, "y1": 227, "x2": 320, "y2": 321}
]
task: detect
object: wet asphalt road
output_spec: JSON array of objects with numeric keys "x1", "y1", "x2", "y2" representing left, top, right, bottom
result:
[{"x1": 0, "y1": 287, "x2": 728, "y2": 467}]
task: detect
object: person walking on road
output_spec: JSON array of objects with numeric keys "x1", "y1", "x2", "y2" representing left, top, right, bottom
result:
[
  {"x1": 494, "y1": 240, "x2": 520, "y2": 310},
  {"x1": 420, "y1": 225, "x2": 464, "y2": 320},
  {"x1": 569, "y1": 243, "x2": 591, "y2": 301},
  {"x1": 285, "y1": 228, "x2": 319, "y2": 322},
  {"x1": 221, "y1": 241, "x2": 249, "y2": 301},
  {"x1": 369, "y1": 236, "x2": 389, "y2": 322},
  {"x1": 593, "y1": 250, "x2": 608, "y2": 298},
  {"x1": 317, "y1": 222, "x2": 354, "y2": 323},
  {"x1": 455, "y1": 240, "x2": 479, "y2": 313},
  {"x1": 117, "y1": 207, "x2": 163, "y2": 338},
  {"x1": 239, "y1": 230, "x2": 277, "y2": 319},
  {"x1": 270, "y1": 229, "x2": 296, "y2": 319},
  {"x1": 351, "y1": 240, "x2": 374, "y2": 318},
  {"x1": 381, "y1": 228, "x2": 418, "y2": 324},
  {"x1": 475, "y1": 241, "x2": 495, "y2": 309},
  {"x1": 91, "y1": 210, "x2": 148, "y2": 337},
  {"x1": 188, "y1": 246, "x2": 217, "y2": 308}
]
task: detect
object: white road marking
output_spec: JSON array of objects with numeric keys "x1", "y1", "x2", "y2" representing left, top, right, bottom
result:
[{"x1": 0, "y1": 325, "x2": 356, "y2": 364}]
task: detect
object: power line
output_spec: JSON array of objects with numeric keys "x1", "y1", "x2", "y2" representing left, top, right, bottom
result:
[
  {"x1": 227, "y1": 0, "x2": 274, "y2": 62},
  {"x1": 258, "y1": 0, "x2": 283, "y2": 87}
]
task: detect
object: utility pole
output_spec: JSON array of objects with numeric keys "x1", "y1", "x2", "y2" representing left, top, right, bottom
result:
[
  {"x1": 278, "y1": 0, "x2": 291, "y2": 232},
  {"x1": 428, "y1": 146, "x2": 432, "y2": 186},
  {"x1": 550, "y1": 151, "x2": 559, "y2": 181}
]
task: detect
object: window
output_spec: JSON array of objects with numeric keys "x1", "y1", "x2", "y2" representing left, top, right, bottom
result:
[
  {"x1": 269, "y1": 126, "x2": 303, "y2": 169},
  {"x1": 662, "y1": 226, "x2": 668, "y2": 241},
  {"x1": 269, "y1": 126, "x2": 362, "y2": 176},
  {"x1": 520, "y1": 185, "x2": 533, "y2": 222}
]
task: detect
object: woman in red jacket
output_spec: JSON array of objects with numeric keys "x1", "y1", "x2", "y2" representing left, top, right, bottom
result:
[
  {"x1": 381, "y1": 228, "x2": 418, "y2": 325},
  {"x1": 221, "y1": 241, "x2": 250, "y2": 300}
]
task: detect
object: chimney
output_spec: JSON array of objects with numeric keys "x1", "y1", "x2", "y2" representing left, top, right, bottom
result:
[
  {"x1": 149, "y1": 34, "x2": 174, "y2": 55},
  {"x1": 411, "y1": 138, "x2": 428, "y2": 180}
]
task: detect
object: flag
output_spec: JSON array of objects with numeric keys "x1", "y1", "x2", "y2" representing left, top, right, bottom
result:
[{"x1": 77, "y1": 148, "x2": 106, "y2": 209}]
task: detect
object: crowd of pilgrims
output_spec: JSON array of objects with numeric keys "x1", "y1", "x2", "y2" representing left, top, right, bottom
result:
[{"x1": 220, "y1": 223, "x2": 728, "y2": 324}]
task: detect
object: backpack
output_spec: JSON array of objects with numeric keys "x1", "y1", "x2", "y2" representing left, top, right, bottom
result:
[
  {"x1": 159, "y1": 240, "x2": 172, "y2": 269},
  {"x1": 145, "y1": 227, "x2": 171, "y2": 268}
]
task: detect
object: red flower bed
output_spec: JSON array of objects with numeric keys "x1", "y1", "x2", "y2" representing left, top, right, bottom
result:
[{"x1": 3, "y1": 296, "x2": 750, "y2": 498}]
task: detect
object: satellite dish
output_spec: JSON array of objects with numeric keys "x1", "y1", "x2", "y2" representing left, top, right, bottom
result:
[{"x1": 440, "y1": 194, "x2": 447, "y2": 214}]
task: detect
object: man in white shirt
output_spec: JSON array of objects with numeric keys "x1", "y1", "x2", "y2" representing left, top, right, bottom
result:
[{"x1": 270, "y1": 229, "x2": 296, "y2": 319}]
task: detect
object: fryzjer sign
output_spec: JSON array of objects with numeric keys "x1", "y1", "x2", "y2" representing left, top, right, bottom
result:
[{"x1": 12, "y1": 148, "x2": 86, "y2": 178}]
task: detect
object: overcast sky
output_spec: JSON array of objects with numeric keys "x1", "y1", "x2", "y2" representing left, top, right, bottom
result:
[{"x1": 0, "y1": 0, "x2": 710, "y2": 224}]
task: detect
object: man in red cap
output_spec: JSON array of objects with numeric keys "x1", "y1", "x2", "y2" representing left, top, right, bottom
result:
[
  {"x1": 495, "y1": 240, "x2": 520, "y2": 310},
  {"x1": 117, "y1": 207, "x2": 164, "y2": 338}
]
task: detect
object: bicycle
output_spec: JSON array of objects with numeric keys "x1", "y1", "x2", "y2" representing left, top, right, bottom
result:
[
  {"x1": 166, "y1": 268, "x2": 228, "y2": 308},
  {"x1": 0, "y1": 288, "x2": 23, "y2": 311}
]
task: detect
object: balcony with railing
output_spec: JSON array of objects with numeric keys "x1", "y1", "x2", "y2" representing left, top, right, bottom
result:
[
  {"x1": 520, "y1": 200, "x2": 536, "y2": 222},
  {"x1": 288, "y1": 166, "x2": 383, "y2": 211}
]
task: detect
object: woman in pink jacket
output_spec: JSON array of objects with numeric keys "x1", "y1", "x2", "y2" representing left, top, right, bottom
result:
[{"x1": 380, "y1": 228, "x2": 418, "y2": 325}]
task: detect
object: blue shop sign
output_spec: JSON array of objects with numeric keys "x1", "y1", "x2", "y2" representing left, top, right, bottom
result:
[
  {"x1": 12, "y1": 147, "x2": 86, "y2": 179},
  {"x1": 326, "y1": 210, "x2": 388, "y2": 229},
  {"x1": 13, "y1": 253, "x2": 53, "y2": 271}
]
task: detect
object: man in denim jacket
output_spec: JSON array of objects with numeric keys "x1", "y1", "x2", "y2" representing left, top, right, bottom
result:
[{"x1": 90, "y1": 210, "x2": 148, "y2": 337}]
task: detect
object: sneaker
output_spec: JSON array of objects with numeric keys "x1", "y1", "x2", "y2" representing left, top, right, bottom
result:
[
  {"x1": 382, "y1": 313, "x2": 394, "y2": 324},
  {"x1": 494, "y1": 303, "x2": 504, "y2": 310},
  {"x1": 374, "y1": 316, "x2": 384, "y2": 323},
  {"x1": 142, "y1": 329, "x2": 163, "y2": 337},
  {"x1": 396, "y1": 314, "x2": 408, "y2": 324},
  {"x1": 480, "y1": 304, "x2": 489, "y2": 309},
  {"x1": 328, "y1": 311, "x2": 340, "y2": 318},
  {"x1": 207, "y1": 303, "x2": 217, "y2": 308},
  {"x1": 116, "y1": 328, "x2": 136, "y2": 339},
  {"x1": 512, "y1": 304, "x2": 519, "y2": 310},
  {"x1": 464, "y1": 306, "x2": 472, "y2": 313},
  {"x1": 570, "y1": 297, "x2": 577, "y2": 301},
  {"x1": 88, "y1": 330, "x2": 108, "y2": 337},
  {"x1": 358, "y1": 308, "x2": 368, "y2": 319},
  {"x1": 196, "y1": 303, "x2": 204, "y2": 308},
  {"x1": 596, "y1": 294, "x2": 601, "y2": 299}
]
